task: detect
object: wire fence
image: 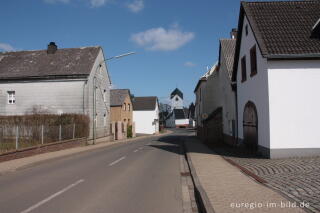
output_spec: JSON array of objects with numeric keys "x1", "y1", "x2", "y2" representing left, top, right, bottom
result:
[{"x1": 0, "y1": 124, "x2": 87, "y2": 154}]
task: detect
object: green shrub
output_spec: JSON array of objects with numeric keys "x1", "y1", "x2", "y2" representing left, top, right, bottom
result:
[{"x1": 127, "y1": 125, "x2": 133, "y2": 138}]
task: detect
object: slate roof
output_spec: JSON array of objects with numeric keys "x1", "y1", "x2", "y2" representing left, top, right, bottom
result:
[
  {"x1": 219, "y1": 39, "x2": 236, "y2": 79},
  {"x1": 232, "y1": 0, "x2": 320, "y2": 82},
  {"x1": 242, "y1": 1, "x2": 320, "y2": 58},
  {"x1": 174, "y1": 109, "x2": 187, "y2": 119},
  {"x1": 0, "y1": 46, "x2": 100, "y2": 80},
  {"x1": 132, "y1": 96, "x2": 158, "y2": 111},
  {"x1": 110, "y1": 89, "x2": 130, "y2": 107},
  {"x1": 171, "y1": 88, "x2": 183, "y2": 99}
]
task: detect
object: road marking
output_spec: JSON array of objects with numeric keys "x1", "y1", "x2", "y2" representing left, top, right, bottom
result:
[
  {"x1": 109, "y1": 156, "x2": 126, "y2": 166},
  {"x1": 20, "y1": 179, "x2": 84, "y2": 213},
  {"x1": 133, "y1": 149, "x2": 139, "y2": 152}
]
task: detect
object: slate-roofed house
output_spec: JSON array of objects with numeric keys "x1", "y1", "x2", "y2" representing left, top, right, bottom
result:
[
  {"x1": 110, "y1": 89, "x2": 134, "y2": 140},
  {"x1": 0, "y1": 42, "x2": 111, "y2": 140},
  {"x1": 110, "y1": 89, "x2": 133, "y2": 125},
  {"x1": 165, "y1": 108, "x2": 189, "y2": 128},
  {"x1": 233, "y1": 1, "x2": 320, "y2": 158},
  {"x1": 194, "y1": 32, "x2": 237, "y2": 145},
  {"x1": 132, "y1": 96, "x2": 159, "y2": 134}
]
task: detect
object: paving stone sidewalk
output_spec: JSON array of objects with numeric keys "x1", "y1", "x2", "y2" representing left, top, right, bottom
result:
[
  {"x1": 184, "y1": 137, "x2": 306, "y2": 213},
  {"x1": 224, "y1": 155, "x2": 320, "y2": 213}
]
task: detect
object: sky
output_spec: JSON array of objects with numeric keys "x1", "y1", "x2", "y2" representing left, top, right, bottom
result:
[{"x1": 0, "y1": 0, "x2": 241, "y2": 106}]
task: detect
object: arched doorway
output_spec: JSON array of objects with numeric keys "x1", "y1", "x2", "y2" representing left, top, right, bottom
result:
[{"x1": 243, "y1": 101, "x2": 258, "y2": 151}]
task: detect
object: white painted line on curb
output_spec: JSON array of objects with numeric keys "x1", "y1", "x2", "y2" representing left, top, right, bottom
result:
[
  {"x1": 133, "y1": 149, "x2": 139, "y2": 152},
  {"x1": 109, "y1": 156, "x2": 126, "y2": 166},
  {"x1": 20, "y1": 179, "x2": 84, "y2": 213}
]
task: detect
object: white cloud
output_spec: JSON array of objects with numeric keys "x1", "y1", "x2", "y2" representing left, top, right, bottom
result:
[
  {"x1": 131, "y1": 25, "x2": 194, "y2": 51},
  {"x1": 0, "y1": 43, "x2": 15, "y2": 52},
  {"x1": 184, "y1": 61, "x2": 196, "y2": 67},
  {"x1": 126, "y1": 0, "x2": 144, "y2": 13},
  {"x1": 90, "y1": 0, "x2": 108, "y2": 7}
]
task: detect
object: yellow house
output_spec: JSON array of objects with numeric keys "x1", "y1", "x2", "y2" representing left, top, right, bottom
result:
[{"x1": 110, "y1": 89, "x2": 133, "y2": 125}]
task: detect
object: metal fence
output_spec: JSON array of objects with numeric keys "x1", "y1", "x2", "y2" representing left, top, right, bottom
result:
[{"x1": 0, "y1": 124, "x2": 86, "y2": 154}]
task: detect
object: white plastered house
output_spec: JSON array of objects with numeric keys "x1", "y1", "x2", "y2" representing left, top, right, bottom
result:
[{"x1": 232, "y1": 1, "x2": 320, "y2": 158}]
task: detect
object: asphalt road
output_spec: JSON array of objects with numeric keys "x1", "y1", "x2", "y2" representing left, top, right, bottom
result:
[{"x1": 0, "y1": 129, "x2": 188, "y2": 213}]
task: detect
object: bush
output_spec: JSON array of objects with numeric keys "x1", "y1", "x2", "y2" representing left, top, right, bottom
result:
[
  {"x1": 0, "y1": 113, "x2": 90, "y2": 138},
  {"x1": 127, "y1": 125, "x2": 133, "y2": 138}
]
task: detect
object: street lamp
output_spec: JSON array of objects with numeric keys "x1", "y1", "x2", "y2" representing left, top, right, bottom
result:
[{"x1": 92, "y1": 51, "x2": 135, "y2": 145}]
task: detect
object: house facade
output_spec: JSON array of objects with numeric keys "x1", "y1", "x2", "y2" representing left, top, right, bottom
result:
[
  {"x1": 232, "y1": 1, "x2": 320, "y2": 158},
  {"x1": 110, "y1": 89, "x2": 134, "y2": 140},
  {"x1": 110, "y1": 89, "x2": 133, "y2": 125},
  {"x1": 132, "y1": 96, "x2": 159, "y2": 134},
  {"x1": 0, "y1": 42, "x2": 111, "y2": 140}
]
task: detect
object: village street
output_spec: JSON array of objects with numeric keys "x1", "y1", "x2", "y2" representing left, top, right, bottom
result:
[{"x1": 0, "y1": 130, "x2": 191, "y2": 213}]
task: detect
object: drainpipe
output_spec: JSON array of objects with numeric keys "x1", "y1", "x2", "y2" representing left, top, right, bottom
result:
[{"x1": 232, "y1": 81, "x2": 239, "y2": 145}]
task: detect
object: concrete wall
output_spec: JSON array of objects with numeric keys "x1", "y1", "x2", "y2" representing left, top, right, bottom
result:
[
  {"x1": 268, "y1": 60, "x2": 320, "y2": 151},
  {"x1": 133, "y1": 104, "x2": 159, "y2": 134},
  {"x1": 236, "y1": 16, "x2": 270, "y2": 149}
]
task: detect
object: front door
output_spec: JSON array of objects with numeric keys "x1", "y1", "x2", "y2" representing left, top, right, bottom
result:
[{"x1": 243, "y1": 102, "x2": 258, "y2": 151}]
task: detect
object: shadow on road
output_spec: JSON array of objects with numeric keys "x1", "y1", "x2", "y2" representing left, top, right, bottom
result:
[{"x1": 151, "y1": 129, "x2": 265, "y2": 159}]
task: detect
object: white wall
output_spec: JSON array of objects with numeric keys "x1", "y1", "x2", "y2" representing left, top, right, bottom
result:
[
  {"x1": 268, "y1": 60, "x2": 320, "y2": 149},
  {"x1": 133, "y1": 104, "x2": 159, "y2": 134},
  {"x1": 236, "y1": 16, "x2": 270, "y2": 148},
  {"x1": 171, "y1": 94, "x2": 183, "y2": 109},
  {"x1": 175, "y1": 119, "x2": 189, "y2": 126},
  {"x1": 0, "y1": 80, "x2": 85, "y2": 115}
]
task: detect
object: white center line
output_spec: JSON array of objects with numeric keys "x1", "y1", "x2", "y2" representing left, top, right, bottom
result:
[
  {"x1": 133, "y1": 149, "x2": 139, "y2": 152},
  {"x1": 109, "y1": 156, "x2": 126, "y2": 166},
  {"x1": 20, "y1": 179, "x2": 84, "y2": 213}
]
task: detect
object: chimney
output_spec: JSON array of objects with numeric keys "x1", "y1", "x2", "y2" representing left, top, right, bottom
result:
[
  {"x1": 47, "y1": 42, "x2": 57, "y2": 54},
  {"x1": 230, "y1": 28, "x2": 238, "y2": 39}
]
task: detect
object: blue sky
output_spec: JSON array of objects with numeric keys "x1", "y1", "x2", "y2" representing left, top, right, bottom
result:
[{"x1": 0, "y1": 0, "x2": 241, "y2": 105}]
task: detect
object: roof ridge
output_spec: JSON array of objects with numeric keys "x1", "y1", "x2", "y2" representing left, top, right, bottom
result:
[{"x1": 0, "y1": 46, "x2": 100, "y2": 54}]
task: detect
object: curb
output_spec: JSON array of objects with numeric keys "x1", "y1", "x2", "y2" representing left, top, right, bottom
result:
[{"x1": 183, "y1": 139, "x2": 215, "y2": 213}]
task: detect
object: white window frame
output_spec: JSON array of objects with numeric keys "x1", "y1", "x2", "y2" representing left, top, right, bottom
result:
[{"x1": 7, "y1": 91, "x2": 15, "y2": 104}]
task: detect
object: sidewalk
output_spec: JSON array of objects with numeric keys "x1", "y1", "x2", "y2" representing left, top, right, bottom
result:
[
  {"x1": 0, "y1": 130, "x2": 172, "y2": 175},
  {"x1": 184, "y1": 137, "x2": 306, "y2": 213}
]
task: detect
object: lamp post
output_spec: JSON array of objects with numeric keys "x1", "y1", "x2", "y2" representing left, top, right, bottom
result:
[{"x1": 92, "y1": 51, "x2": 135, "y2": 145}]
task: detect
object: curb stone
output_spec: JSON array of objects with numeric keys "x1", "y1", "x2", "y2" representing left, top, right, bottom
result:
[{"x1": 183, "y1": 138, "x2": 215, "y2": 213}]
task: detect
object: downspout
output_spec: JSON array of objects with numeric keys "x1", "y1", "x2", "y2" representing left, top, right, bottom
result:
[
  {"x1": 83, "y1": 80, "x2": 87, "y2": 114},
  {"x1": 232, "y1": 81, "x2": 239, "y2": 145}
]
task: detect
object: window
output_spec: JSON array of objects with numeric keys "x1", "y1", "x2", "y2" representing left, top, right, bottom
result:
[
  {"x1": 245, "y1": 25, "x2": 248, "y2": 36},
  {"x1": 241, "y1": 56, "x2": 247, "y2": 82},
  {"x1": 123, "y1": 103, "x2": 126, "y2": 111},
  {"x1": 128, "y1": 103, "x2": 130, "y2": 111},
  {"x1": 250, "y1": 45, "x2": 257, "y2": 76},
  {"x1": 7, "y1": 91, "x2": 15, "y2": 104}
]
